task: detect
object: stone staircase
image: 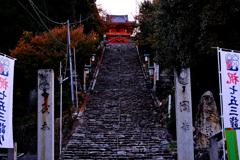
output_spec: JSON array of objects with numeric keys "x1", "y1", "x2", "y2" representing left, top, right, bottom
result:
[{"x1": 63, "y1": 43, "x2": 176, "y2": 159}]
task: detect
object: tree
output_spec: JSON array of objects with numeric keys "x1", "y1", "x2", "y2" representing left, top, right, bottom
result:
[
  {"x1": 9, "y1": 25, "x2": 99, "y2": 126},
  {"x1": 0, "y1": 0, "x2": 104, "y2": 55},
  {"x1": 153, "y1": 0, "x2": 240, "y2": 70},
  {"x1": 136, "y1": 0, "x2": 240, "y2": 139},
  {"x1": 153, "y1": 0, "x2": 205, "y2": 72},
  {"x1": 199, "y1": 0, "x2": 240, "y2": 53},
  {"x1": 152, "y1": 0, "x2": 240, "y2": 109},
  {"x1": 136, "y1": 1, "x2": 155, "y2": 60},
  {"x1": 0, "y1": 0, "x2": 77, "y2": 54},
  {"x1": 10, "y1": 24, "x2": 99, "y2": 82}
]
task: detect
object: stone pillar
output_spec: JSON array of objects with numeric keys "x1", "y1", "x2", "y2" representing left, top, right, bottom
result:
[
  {"x1": 38, "y1": 69, "x2": 54, "y2": 160},
  {"x1": 8, "y1": 142, "x2": 17, "y2": 160},
  {"x1": 209, "y1": 137, "x2": 218, "y2": 160},
  {"x1": 174, "y1": 68, "x2": 194, "y2": 160}
]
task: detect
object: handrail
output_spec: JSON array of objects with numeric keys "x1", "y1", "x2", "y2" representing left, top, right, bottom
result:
[
  {"x1": 136, "y1": 46, "x2": 147, "y2": 80},
  {"x1": 106, "y1": 32, "x2": 131, "y2": 36},
  {"x1": 90, "y1": 46, "x2": 105, "y2": 91}
]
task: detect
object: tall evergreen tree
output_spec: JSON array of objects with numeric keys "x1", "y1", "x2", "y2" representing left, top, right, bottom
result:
[
  {"x1": 136, "y1": 1, "x2": 155, "y2": 60},
  {"x1": 151, "y1": 0, "x2": 240, "y2": 120}
]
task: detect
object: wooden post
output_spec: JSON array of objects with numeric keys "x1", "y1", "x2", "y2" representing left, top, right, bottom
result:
[
  {"x1": 8, "y1": 142, "x2": 17, "y2": 160},
  {"x1": 148, "y1": 57, "x2": 150, "y2": 68},
  {"x1": 83, "y1": 69, "x2": 86, "y2": 91}
]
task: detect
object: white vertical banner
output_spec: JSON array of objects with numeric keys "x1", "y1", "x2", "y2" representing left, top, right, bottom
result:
[
  {"x1": 154, "y1": 63, "x2": 159, "y2": 81},
  {"x1": 220, "y1": 49, "x2": 240, "y2": 128},
  {"x1": 0, "y1": 55, "x2": 15, "y2": 148}
]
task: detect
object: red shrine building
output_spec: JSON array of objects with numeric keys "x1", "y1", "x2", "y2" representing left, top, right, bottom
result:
[{"x1": 105, "y1": 15, "x2": 136, "y2": 44}]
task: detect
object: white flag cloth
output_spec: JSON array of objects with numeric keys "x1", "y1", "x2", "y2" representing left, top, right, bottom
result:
[
  {"x1": 154, "y1": 63, "x2": 159, "y2": 81},
  {"x1": 0, "y1": 55, "x2": 15, "y2": 148},
  {"x1": 220, "y1": 50, "x2": 240, "y2": 128}
]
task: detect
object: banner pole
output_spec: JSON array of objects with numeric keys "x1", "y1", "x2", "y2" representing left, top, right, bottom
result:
[
  {"x1": 73, "y1": 48, "x2": 79, "y2": 115},
  {"x1": 217, "y1": 47, "x2": 225, "y2": 160},
  {"x1": 59, "y1": 62, "x2": 63, "y2": 159},
  {"x1": 0, "y1": 52, "x2": 17, "y2": 60}
]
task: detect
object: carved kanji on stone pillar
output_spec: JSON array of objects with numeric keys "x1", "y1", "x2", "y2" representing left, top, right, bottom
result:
[{"x1": 38, "y1": 69, "x2": 54, "y2": 160}]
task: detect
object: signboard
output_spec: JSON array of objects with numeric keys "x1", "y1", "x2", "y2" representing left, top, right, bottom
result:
[
  {"x1": 149, "y1": 69, "x2": 153, "y2": 76},
  {"x1": 85, "y1": 69, "x2": 89, "y2": 74},
  {"x1": 219, "y1": 50, "x2": 240, "y2": 128},
  {"x1": 145, "y1": 56, "x2": 148, "y2": 62},
  {"x1": 0, "y1": 55, "x2": 15, "y2": 148}
]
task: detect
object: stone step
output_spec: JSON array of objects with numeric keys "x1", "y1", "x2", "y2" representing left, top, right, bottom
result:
[{"x1": 63, "y1": 43, "x2": 176, "y2": 159}]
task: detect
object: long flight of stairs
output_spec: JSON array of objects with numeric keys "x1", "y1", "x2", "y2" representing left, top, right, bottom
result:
[{"x1": 63, "y1": 43, "x2": 176, "y2": 159}]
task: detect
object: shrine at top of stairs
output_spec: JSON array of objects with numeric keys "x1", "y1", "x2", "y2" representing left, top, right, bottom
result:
[{"x1": 105, "y1": 15, "x2": 136, "y2": 44}]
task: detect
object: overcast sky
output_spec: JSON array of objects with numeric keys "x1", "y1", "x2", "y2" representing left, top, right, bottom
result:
[{"x1": 96, "y1": 0, "x2": 147, "y2": 21}]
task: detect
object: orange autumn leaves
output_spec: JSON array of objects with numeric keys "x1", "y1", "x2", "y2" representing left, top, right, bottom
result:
[{"x1": 9, "y1": 25, "x2": 99, "y2": 72}]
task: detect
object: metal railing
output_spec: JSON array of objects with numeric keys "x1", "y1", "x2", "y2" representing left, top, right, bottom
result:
[{"x1": 106, "y1": 32, "x2": 131, "y2": 36}]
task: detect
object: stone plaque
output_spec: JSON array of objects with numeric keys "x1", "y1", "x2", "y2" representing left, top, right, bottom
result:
[
  {"x1": 174, "y1": 68, "x2": 194, "y2": 160},
  {"x1": 149, "y1": 69, "x2": 153, "y2": 76},
  {"x1": 38, "y1": 69, "x2": 54, "y2": 160}
]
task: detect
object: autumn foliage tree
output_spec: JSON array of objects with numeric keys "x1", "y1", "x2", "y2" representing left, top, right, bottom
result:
[{"x1": 9, "y1": 25, "x2": 99, "y2": 126}]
